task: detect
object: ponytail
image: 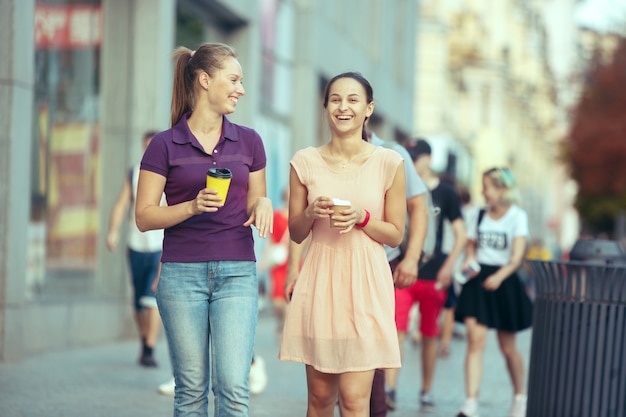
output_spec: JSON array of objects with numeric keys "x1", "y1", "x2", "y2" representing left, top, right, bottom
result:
[{"x1": 170, "y1": 47, "x2": 194, "y2": 127}]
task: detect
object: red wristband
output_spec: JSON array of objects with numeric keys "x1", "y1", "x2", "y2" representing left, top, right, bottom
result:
[{"x1": 356, "y1": 209, "x2": 370, "y2": 228}]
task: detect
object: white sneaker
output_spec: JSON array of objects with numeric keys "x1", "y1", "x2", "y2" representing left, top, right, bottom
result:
[
  {"x1": 508, "y1": 394, "x2": 527, "y2": 417},
  {"x1": 249, "y1": 356, "x2": 268, "y2": 395},
  {"x1": 457, "y1": 398, "x2": 479, "y2": 417},
  {"x1": 157, "y1": 378, "x2": 175, "y2": 396}
]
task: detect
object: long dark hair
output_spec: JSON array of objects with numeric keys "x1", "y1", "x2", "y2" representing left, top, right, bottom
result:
[
  {"x1": 322, "y1": 72, "x2": 374, "y2": 140},
  {"x1": 170, "y1": 43, "x2": 237, "y2": 127}
]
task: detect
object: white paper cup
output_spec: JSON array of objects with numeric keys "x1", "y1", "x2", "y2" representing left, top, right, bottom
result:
[{"x1": 330, "y1": 198, "x2": 351, "y2": 228}]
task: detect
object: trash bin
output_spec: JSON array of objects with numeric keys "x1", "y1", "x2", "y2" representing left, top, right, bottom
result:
[{"x1": 525, "y1": 240, "x2": 626, "y2": 417}]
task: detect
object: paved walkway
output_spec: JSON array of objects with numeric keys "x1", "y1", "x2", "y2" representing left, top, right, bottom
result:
[{"x1": 0, "y1": 308, "x2": 531, "y2": 417}]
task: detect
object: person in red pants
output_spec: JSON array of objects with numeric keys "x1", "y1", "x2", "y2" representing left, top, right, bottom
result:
[
  {"x1": 368, "y1": 131, "x2": 430, "y2": 416},
  {"x1": 384, "y1": 139, "x2": 467, "y2": 413}
]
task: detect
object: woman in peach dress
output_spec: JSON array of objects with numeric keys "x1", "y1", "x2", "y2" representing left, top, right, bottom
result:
[{"x1": 279, "y1": 72, "x2": 406, "y2": 417}]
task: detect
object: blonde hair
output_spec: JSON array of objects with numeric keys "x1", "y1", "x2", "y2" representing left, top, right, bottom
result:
[
  {"x1": 170, "y1": 43, "x2": 238, "y2": 127},
  {"x1": 484, "y1": 167, "x2": 520, "y2": 204}
]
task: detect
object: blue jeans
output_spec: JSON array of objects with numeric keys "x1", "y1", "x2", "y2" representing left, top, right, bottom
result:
[{"x1": 157, "y1": 261, "x2": 258, "y2": 417}]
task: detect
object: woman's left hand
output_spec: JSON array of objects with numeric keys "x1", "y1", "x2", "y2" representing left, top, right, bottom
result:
[
  {"x1": 244, "y1": 197, "x2": 273, "y2": 238},
  {"x1": 483, "y1": 274, "x2": 504, "y2": 291},
  {"x1": 333, "y1": 206, "x2": 365, "y2": 234}
]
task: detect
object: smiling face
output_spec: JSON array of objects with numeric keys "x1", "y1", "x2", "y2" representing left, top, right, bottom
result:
[
  {"x1": 324, "y1": 76, "x2": 374, "y2": 137},
  {"x1": 201, "y1": 56, "x2": 245, "y2": 115}
]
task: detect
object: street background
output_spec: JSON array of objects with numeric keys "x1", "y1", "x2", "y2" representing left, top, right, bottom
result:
[{"x1": 0, "y1": 308, "x2": 531, "y2": 417}]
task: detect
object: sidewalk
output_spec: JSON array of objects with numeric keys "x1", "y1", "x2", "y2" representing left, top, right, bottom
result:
[{"x1": 0, "y1": 308, "x2": 531, "y2": 417}]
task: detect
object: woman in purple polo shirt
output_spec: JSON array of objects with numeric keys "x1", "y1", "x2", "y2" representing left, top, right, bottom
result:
[{"x1": 135, "y1": 43, "x2": 273, "y2": 417}]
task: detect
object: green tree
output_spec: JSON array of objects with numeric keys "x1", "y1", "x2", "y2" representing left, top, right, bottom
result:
[{"x1": 563, "y1": 36, "x2": 626, "y2": 236}]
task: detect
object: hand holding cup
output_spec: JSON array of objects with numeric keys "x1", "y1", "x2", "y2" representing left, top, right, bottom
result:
[
  {"x1": 191, "y1": 168, "x2": 232, "y2": 214},
  {"x1": 206, "y1": 168, "x2": 232, "y2": 203},
  {"x1": 330, "y1": 198, "x2": 352, "y2": 229}
]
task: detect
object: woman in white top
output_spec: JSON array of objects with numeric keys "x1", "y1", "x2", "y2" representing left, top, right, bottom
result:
[
  {"x1": 107, "y1": 131, "x2": 165, "y2": 368},
  {"x1": 454, "y1": 167, "x2": 532, "y2": 417}
]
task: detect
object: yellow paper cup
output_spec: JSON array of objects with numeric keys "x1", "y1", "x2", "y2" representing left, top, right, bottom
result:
[
  {"x1": 206, "y1": 168, "x2": 232, "y2": 203},
  {"x1": 330, "y1": 198, "x2": 351, "y2": 228}
]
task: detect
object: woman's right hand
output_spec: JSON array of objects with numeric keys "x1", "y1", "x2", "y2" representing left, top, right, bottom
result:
[
  {"x1": 304, "y1": 196, "x2": 334, "y2": 221},
  {"x1": 191, "y1": 188, "x2": 225, "y2": 214},
  {"x1": 461, "y1": 258, "x2": 480, "y2": 280}
]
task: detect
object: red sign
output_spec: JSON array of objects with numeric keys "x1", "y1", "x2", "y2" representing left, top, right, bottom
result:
[{"x1": 35, "y1": 4, "x2": 102, "y2": 48}]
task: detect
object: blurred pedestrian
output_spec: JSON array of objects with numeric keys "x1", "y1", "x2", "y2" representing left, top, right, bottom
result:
[
  {"x1": 383, "y1": 139, "x2": 467, "y2": 413},
  {"x1": 439, "y1": 183, "x2": 474, "y2": 357},
  {"x1": 135, "y1": 43, "x2": 273, "y2": 417},
  {"x1": 258, "y1": 187, "x2": 290, "y2": 336},
  {"x1": 366, "y1": 129, "x2": 429, "y2": 417},
  {"x1": 107, "y1": 130, "x2": 164, "y2": 368},
  {"x1": 280, "y1": 72, "x2": 406, "y2": 417},
  {"x1": 454, "y1": 167, "x2": 532, "y2": 417},
  {"x1": 248, "y1": 354, "x2": 268, "y2": 396}
]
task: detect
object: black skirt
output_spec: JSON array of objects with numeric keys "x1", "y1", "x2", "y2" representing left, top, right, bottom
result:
[{"x1": 454, "y1": 264, "x2": 532, "y2": 332}]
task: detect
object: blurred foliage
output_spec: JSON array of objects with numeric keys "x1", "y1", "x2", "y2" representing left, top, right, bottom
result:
[
  {"x1": 176, "y1": 4, "x2": 205, "y2": 50},
  {"x1": 563, "y1": 36, "x2": 626, "y2": 236}
]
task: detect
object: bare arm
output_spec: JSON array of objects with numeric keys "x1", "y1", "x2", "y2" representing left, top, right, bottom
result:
[
  {"x1": 136, "y1": 167, "x2": 273, "y2": 239},
  {"x1": 135, "y1": 170, "x2": 199, "y2": 231},
  {"x1": 392, "y1": 193, "x2": 427, "y2": 288},
  {"x1": 436, "y1": 217, "x2": 468, "y2": 288},
  {"x1": 356, "y1": 163, "x2": 406, "y2": 247},
  {"x1": 404, "y1": 193, "x2": 428, "y2": 262},
  {"x1": 483, "y1": 236, "x2": 527, "y2": 291},
  {"x1": 284, "y1": 234, "x2": 310, "y2": 302},
  {"x1": 106, "y1": 177, "x2": 132, "y2": 251},
  {"x1": 243, "y1": 168, "x2": 273, "y2": 238},
  {"x1": 288, "y1": 166, "x2": 317, "y2": 244}
]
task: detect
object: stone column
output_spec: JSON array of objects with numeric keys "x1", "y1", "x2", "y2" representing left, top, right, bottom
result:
[
  {"x1": 0, "y1": 0, "x2": 35, "y2": 361},
  {"x1": 290, "y1": 0, "x2": 319, "y2": 151},
  {"x1": 98, "y1": 0, "x2": 175, "y2": 295}
]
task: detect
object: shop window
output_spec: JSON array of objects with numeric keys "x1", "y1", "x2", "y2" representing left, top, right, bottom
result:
[{"x1": 30, "y1": 0, "x2": 102, "y2": 297}]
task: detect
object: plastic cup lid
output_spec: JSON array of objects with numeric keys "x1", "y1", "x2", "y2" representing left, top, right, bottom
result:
[
  {"x1": 207, "y1": 168, "x2": 232, "y2": 178},
  {"x1": 332, "y1": 198, "x2": 351, "y2": 206}
]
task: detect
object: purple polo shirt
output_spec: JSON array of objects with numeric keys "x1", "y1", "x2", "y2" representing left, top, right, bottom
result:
[{"x1": 140, "y1": 114, "x2": 266, "y2": 263}]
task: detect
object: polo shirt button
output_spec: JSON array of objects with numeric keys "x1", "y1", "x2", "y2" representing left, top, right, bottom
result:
[
  {"x1": 213, "y1": 150, "x2": 218, "y2": 153},
  {"x1": 213, "y1": 162, "x2": 217, "y2": 165}
]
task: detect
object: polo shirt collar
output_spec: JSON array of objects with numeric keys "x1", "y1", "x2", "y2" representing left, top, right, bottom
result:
[{"x1": 172, "y1": 112, "x2": 241, "y2": 144}]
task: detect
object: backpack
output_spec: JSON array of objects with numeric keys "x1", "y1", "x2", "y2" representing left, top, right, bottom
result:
[{"x1": 477, "y1": 208, "x2": 486, "y2": 235}]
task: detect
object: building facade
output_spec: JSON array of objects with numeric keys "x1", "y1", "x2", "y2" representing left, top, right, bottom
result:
[
  {"x1": 412, "y1": 0, "x2": 581, "y2": 254},
  {"x1": 0, "y1": 0, "x2": 418, "y2": 361}
]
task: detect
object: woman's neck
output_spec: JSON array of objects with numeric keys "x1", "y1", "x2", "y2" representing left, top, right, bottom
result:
[
  {"x1": 321, "y1": 137, "x2": 371, "y2": 170},
  {"x1": 187, "y1": 108, "x2": 223, "y2": 135},
  {"x1": 326, "y1": 137, "x2": 367, "y2": 158},
  {"x1": 489, "y1": 203, "x2": 511, "y2": 218},
  {"x1": 187, "y1": 109, "x2": 224, "y2": 153}
]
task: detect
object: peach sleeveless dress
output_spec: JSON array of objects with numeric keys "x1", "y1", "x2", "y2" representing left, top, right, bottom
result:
[{"x1": 279, "y1": 146, "x2": 402, "y2": 373}]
